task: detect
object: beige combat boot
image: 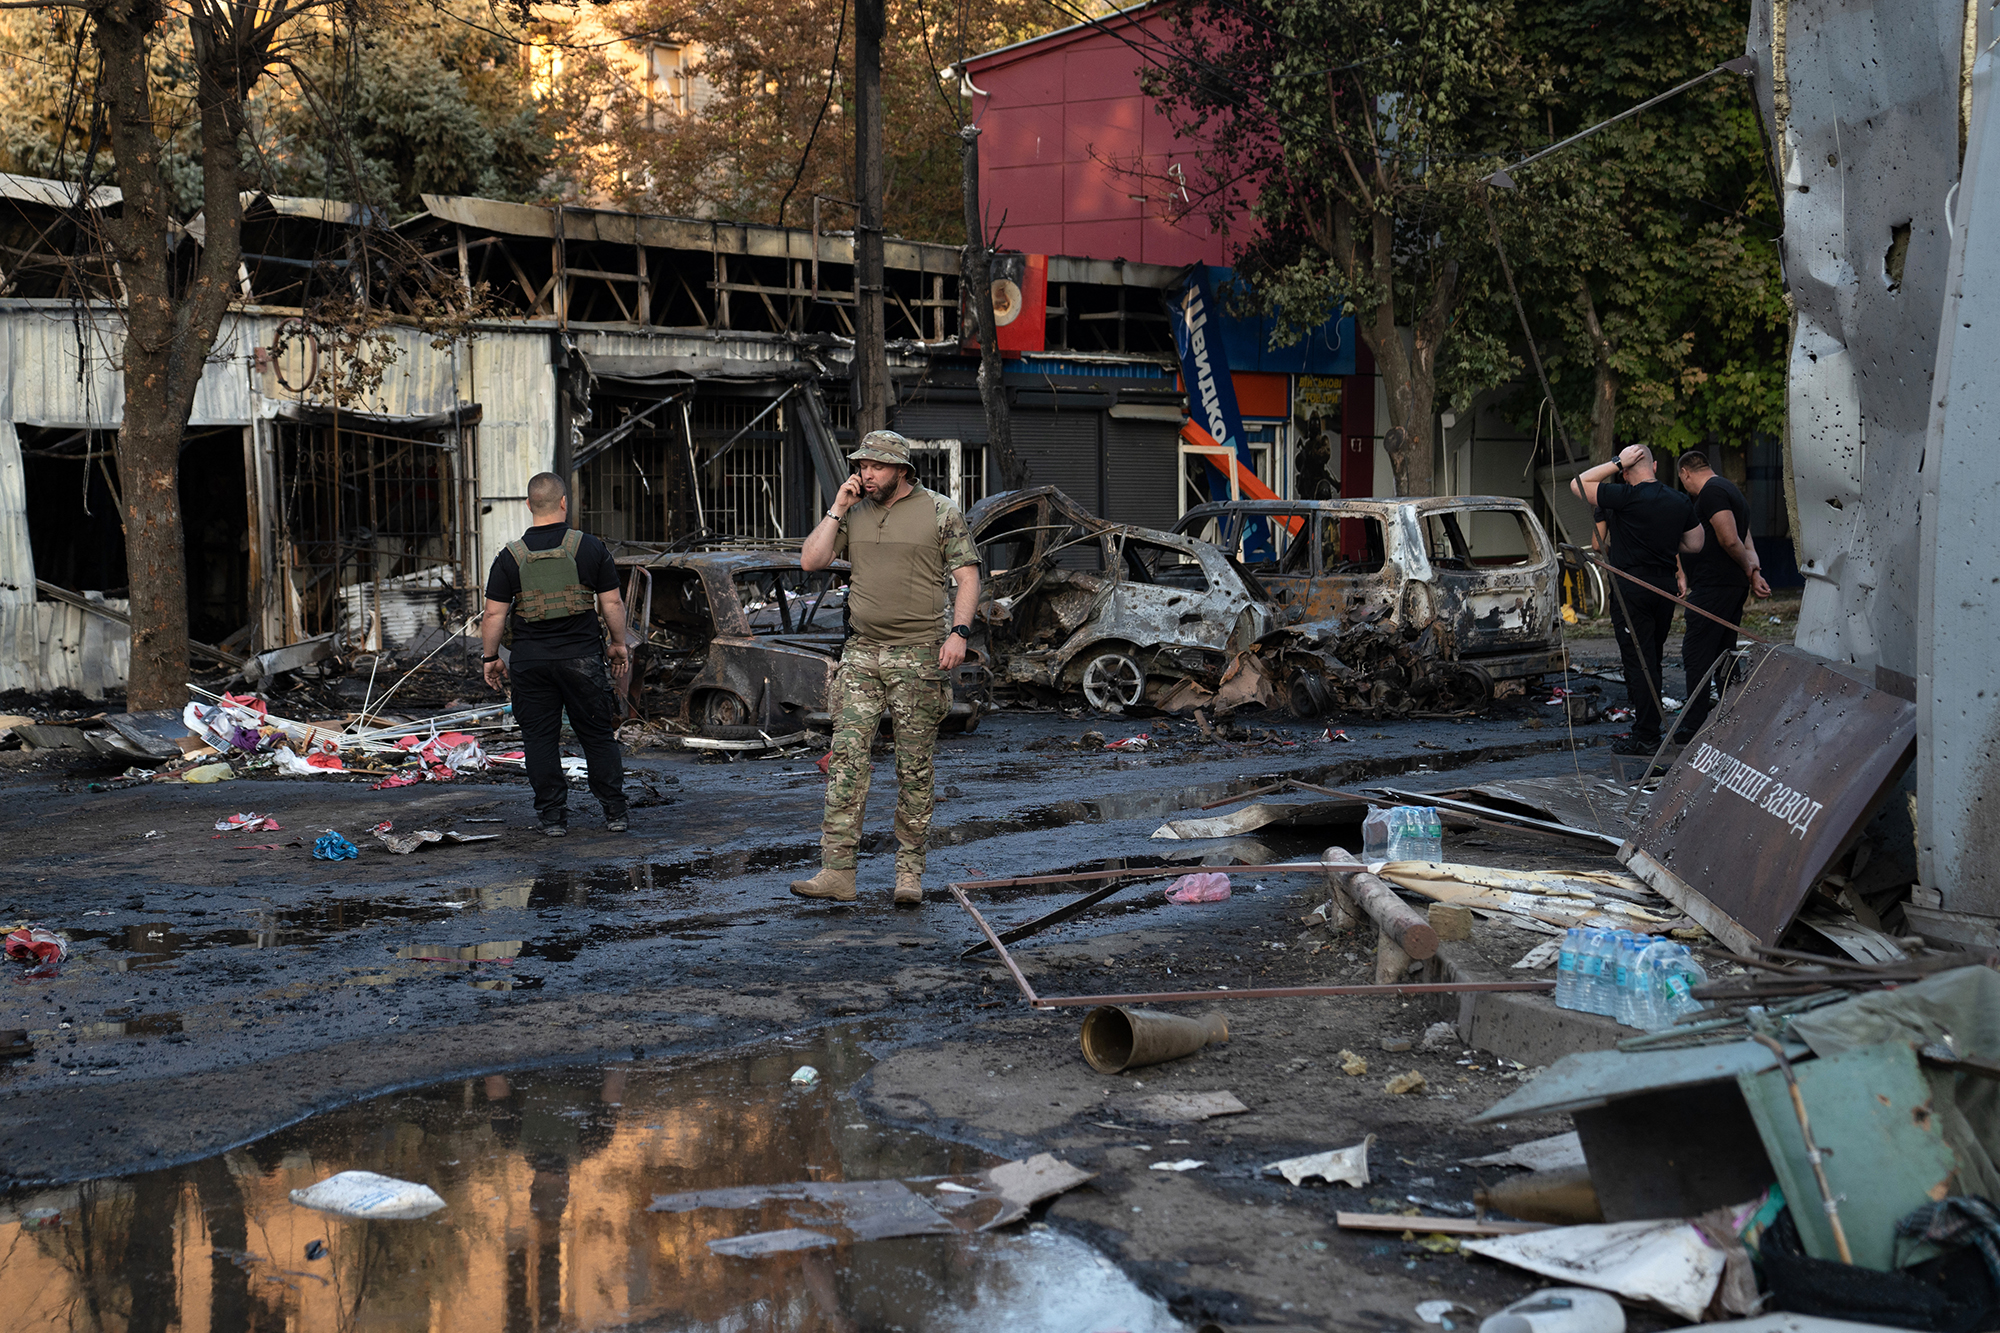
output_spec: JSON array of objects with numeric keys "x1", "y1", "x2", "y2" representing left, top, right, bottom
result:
[
  {"x1": 893, "y1": 866, "x2": 924, "y2": 907},
  {"x1": 790, "y1": 868, "x2": 857, "y2": 903}
]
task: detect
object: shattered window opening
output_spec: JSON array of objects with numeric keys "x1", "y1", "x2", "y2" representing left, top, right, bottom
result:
[
  {"x1": 733, "y1": 568, "x2": 848, "y2": 635},
  {"x1": 1319, "y1": 515, "x2": 1386, "y2": 573},
  {"x1": 1121, "y1": 539, "x2": 1209, "y2": 591},
  {"x1": 1423, "y1": 509, "x2": 1537, "y2": 569}
]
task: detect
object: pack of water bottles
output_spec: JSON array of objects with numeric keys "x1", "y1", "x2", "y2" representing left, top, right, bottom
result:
[
  {"x1": 1362, "y1": 805, "x2": 1444, "y2": 863},
  {"x1": 1554, "y1": 925, "x2": 1708, "y2": 1029}
]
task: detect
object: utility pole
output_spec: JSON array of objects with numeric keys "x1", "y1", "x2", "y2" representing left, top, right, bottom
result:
[
  {"x1": 852, "y1": 0, "x2": 888, "y2": 435},
  {"x1": 959, "y1": 125, "x2": 1025, "y2": 487}
]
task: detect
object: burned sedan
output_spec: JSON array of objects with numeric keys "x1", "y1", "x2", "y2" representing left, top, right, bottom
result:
[
  {"x1": 1173, "y1": 496, "x2": 1566, "y2": 711},
  {"x1": 615, "y1": 550, "x2": 985, "y2": 734},
  {"x1": 966, "y1": 487, "x2": 1278, "y2": 710}
]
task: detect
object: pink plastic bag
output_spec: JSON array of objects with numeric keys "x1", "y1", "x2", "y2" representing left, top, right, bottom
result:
[{"x1": 1164, "y1": 872, "x2": 1231, "y2": 904}]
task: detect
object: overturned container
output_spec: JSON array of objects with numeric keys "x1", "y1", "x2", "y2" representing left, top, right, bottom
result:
[{"x1": 1080, "y1": 1006, "x2": 1229, "y2": 1074}]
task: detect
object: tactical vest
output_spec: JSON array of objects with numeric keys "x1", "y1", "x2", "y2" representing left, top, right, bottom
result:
[{"x1": 506, "y1": 529, "x2": 598, "y2": 621}]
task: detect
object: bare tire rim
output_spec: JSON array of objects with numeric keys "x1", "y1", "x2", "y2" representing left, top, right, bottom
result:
[{"x1": 1080, "y1": 652, "x2": 1145, "y2": 710}]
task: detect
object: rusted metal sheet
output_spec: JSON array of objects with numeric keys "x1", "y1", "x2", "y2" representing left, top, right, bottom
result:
[{"x1": 1618, "y1": 647, "x2": 1917, "y2": 954}]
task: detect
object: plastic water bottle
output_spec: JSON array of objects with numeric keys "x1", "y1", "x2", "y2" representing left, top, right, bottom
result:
[
  {"x1": 1555, "y1": 927, "x2": 1582, "y2": 1011},
  {"x1": 1637, "y1": 941, "x2": 1708, "y2": 1029},
  {"x1": 1613, "y1": 934, "x2": 1645, "y2": 1027},
  {"x1": 1579, "y1": 927, "x2": 1615, "y2": 1015},
  {"x1": 1410, "y1": 807, "x2": 1444, "y2": 862},
  {"x1": 1362, "y1": 806, "x2": 1444, "y2": 863}
]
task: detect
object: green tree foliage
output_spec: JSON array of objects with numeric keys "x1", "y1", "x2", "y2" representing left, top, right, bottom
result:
[
  {"x1": 1150, "y1": 0, "x2": 1785, "y2": 490},
  {"x1": 254, "y1": 12, "x2": 549, "y2": 213},
  {"x1": 1149, "y1": 0, "x2": 1545, "y2": 495},
  {"x1": 535, "y1": 0, "x2": 1055, "y2": 242},
  {"x1": 1452, "y1": 0, "x2": 1786, "y2": 461}
]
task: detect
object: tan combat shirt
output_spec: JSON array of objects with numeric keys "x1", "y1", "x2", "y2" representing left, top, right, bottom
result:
[{"x1": 832, "y1": 485, "x2": 980, "y2": 646}]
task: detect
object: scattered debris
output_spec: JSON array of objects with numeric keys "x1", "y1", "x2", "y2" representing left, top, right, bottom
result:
[
  {"x1": 1384, "y1": 1070, "x2": 1428, "y2": 1095},
  {"x1": 1265, "y1": 1135, "x2": 1374, "y2": 1187},
  {"x1": 370, "y1": 825, "x2": 503, "y2": 855},
  {"x1": 1419, "y1": 1022, "x2": 1458, "y2": 1053},
  {"x1": 1150, "y1": 1159, "x2": 1206, "y2": 1172},
  {"x1": 1463, "y1": 1132, "x2": 1587, "y2": 1173},
  {"x1": 1131, "y1": 1090, "x2": 1249, "y2": 1123},
  {"x1": 1474, "y1": 1288, "x2": 1625, "y2": 1333},
  {"x1": 1339, "y1": 1050, "x2": 1370, "y2": 1076},
  {"x1": 3, "y1": 927, "x2": 68, "y2": 967},
  {"x1": 1414, "y1": 1299, "x2": 1476, "y2": 1327},
  {"x1": 288, "y1": 1171, "x2": 447, "y2": 1220},
  {"x1": 1337, "y1": 1212, "x2": 1548, "y2": 1237},
  {"x1": 1079, "y1": 1006, "x2": 1229, "y2": 1074},
  {"x1": 1462, "y1": 1219, "x2": 1730, "y2": 1322},
  {"x1": 789, "y1": 1065, "x2": 819, "y2": 1086},
  {"x1": 1164, "y1": 872, "x2": 1232, "y2": 904},
  {"x1": 312, "y1": 831, "x2": 359, "y2": 861},
  {"x1": 651, "y1": 1152, "x2": 1092, "y2": 1249},
  {"x1": 214, "y1": 812, "x2": 281, "y2": 833},
  {"x1": 1473, "y1": 1168, "x2": 1604, "y2": 1225}
]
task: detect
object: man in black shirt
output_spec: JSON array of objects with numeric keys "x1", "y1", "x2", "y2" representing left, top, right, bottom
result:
[
  {"x1": 1572, "y1": 445, "x2": 1705, "y2": 754},
  {"x1": 1673, "y1": 451, "x2": 1771, "y2": 743},
  {"x1": 480, "y1": 472, "x2": 631, "y2": 834}
]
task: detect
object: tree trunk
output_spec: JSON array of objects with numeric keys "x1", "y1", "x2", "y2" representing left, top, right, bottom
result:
[
  {"x1": 1353, "y1": 211, "x2": 1453, "y2": 497},
  {"x1": 94, "y1": 0, "x2": 251, "y2": 708},
  {"x1": 959, "y1": 125, "x2": 1026, "y2": 489},
  {"x1": 1575, "y1": 278, "x2": 1619, "y2": 463}
]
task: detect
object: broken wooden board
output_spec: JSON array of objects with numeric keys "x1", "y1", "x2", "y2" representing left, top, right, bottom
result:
[
  {"x1": 1336, "y1": 1212, "x2": 1549, "y2": 1236},
  {"x1": 1618, "y1": 647, "x2": 1916, "y2": 954},
  {"x1": 1152, "y1": 799, "x2": 1366, "y2": 841}
]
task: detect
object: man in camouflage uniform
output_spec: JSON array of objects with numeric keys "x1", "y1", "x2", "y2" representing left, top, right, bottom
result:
[{"x1": 790, "y1": 430, "x2": 981, "y2": 907}]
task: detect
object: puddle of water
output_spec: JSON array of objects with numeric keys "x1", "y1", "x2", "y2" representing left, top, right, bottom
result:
[{"x1": 0, "y1": 1028, "x2": 1183, "y2": 1333}]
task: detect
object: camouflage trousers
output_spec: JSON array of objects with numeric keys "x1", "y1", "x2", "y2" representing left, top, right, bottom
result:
[{"x1": 820, "y1": 641, "x2": 950, "y2": 873}]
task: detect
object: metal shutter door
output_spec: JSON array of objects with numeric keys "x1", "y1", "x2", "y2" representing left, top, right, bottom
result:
[{"x1": 1104, "y1": 417, "x2": 1179, "y2": 531}]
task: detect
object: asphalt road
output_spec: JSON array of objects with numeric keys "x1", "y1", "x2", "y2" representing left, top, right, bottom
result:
[{"x1": 0, "y1": 698, "x2": 1645, "y2": 1330}]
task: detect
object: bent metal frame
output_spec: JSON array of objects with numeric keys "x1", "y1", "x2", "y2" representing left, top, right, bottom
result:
[{"x1": 948, "y1": 865, "x2": 1556, "y2": 1010}]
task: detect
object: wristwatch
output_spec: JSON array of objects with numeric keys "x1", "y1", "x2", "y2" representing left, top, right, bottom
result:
[
  {"x1": 950, "y1": 625, "x2": 971, "y2": 640},
  {"x1": 482, "y1": 655, "x2": 500, "y2": 663}
]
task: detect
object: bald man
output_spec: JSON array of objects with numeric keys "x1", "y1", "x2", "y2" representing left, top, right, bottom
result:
[{"x1": 1572, "y1": 445, "x2": 1704, "y2": 755}]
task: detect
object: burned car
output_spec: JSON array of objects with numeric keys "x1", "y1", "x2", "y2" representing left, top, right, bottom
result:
[
  {"x1": 1173, "y1": 496, "x2": 1566, "y2": 711},
  {"x1": 615, "y1": 550, "x2": 985, "y2": 734},
  {"x1": 966, "y1": 487, "x2": 1278, "y2": 710}
]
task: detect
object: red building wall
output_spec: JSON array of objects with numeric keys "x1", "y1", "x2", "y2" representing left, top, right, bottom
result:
[{"x1": 964, "y1": 8, "x2": 1233, "y2": 267}]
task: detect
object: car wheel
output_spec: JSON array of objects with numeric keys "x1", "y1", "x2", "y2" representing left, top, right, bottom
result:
[
  {"x1": 1079, "y1": 651, "x2": 1146, "y2": 711},
  {"x1": 696, "y1": 691, "x2": 749, "y2": 727}
]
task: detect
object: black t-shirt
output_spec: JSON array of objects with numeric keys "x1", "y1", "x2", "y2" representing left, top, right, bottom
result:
[
  {"x1": 484, "y1": 524, "x2": 621, "y2": 663},
  {"x1": 1686, "y1": 476, "x2": 1752, "y2": 589},
  {"x1": 1595, "y1": 480, "x2": 1695, "y2": 579}
]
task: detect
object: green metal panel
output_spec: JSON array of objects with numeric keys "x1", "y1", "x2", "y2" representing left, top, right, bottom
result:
[{"x1": 1737, "y1": 1041, "x2": 1954, "y2": 1270}]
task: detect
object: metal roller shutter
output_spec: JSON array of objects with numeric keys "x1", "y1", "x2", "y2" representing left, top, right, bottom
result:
[
  {"x1": 1104, "y1": 417, "x2": 1179, "y2": 531},
  {"x1": 1011, "y1": 408, "x2": 1101, "y2": 514}
]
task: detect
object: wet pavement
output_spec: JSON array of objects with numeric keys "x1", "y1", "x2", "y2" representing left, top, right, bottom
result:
[
  {"x1": 0, "y1": 703, "x2": 1633, "y2": 1329},
  {"x1": 0, "y1": 1026, "x2": 1184, "y2": 1331}
]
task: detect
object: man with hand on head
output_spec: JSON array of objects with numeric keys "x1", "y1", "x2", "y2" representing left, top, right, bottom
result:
[
  {"x1": 1572, "y1": 445, "x2": 1705, "y2": 756},
  {"x1": 480, "y1": 472, "x2": 630, "y2": 835},
  {"x1": 789, "y1": 430, "x2": 981, "y2": 909},
  {"x1": 1673, "y1": 451, "x2": 1771, "y2": 743}
]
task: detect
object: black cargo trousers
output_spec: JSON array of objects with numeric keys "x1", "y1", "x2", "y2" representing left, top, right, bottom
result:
[{"x1": 511, "y1": 654, "x2": 625, "y2": 826}]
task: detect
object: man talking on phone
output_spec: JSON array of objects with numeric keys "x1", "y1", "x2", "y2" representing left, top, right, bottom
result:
[{"x1": 790, "y1": 431, "x2": 981, "y2": 908}]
